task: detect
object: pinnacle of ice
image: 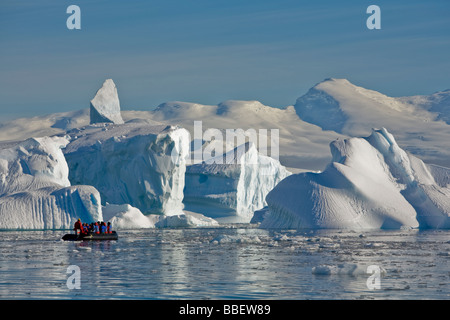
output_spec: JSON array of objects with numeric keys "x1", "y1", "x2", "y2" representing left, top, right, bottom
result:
[{"x1": 90, "y1": 79, "x2": 124, "y2": 125}]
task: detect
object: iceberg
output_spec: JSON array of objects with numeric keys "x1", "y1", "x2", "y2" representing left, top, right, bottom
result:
[
  {"x1": 64, "y1": 122, "x2": 190, "y2": 216},
  {"x1": 101, "y1": 203, "x2": 218, "y2": 229},
  {"x1": 0, "y1": 185, "x2": 102, "y2": 230},
  {"x1": 0, "y1": 136, "x2": 71, "y2": 195},
  {"x1": 102, "y1": 203, "x2": 155, "y2": 229},
  {"x1": 260, "y1": 128, "x2": 450, "y2": 229},
  {"x1": 0, "y1": 136, "x2": 102, "y2": 229},
  {"x1": 90, "y1": 79, "x2": 124, "y2": 125},
  {"x1": 154, "y1": 212, "x2": 219, "y2": 228},
  {"x1": 183, "y1": 142, "x2": 291, "y2": 222}
]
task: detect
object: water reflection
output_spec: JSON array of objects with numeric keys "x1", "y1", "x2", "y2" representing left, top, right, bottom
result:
[{"x1": 0, "y1": 228, "x2": 448, "y2": 299}]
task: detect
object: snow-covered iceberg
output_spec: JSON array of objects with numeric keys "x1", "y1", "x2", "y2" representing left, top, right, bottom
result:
[
  {"x1": 64, "y1": 122, "x2": 190, "y2": 216},
  {"x1": 260, "y1": 128, "x2": 450, "y2": 229},
  {"x1": 184, "y1": 142, "x2": 291, "y2": 222},
  {"x1": 90, "y1": 79, "x2": 124, "y2": 125},
  {"x1": 0, "y1": 136, "x2": 102, "y2": 229}
]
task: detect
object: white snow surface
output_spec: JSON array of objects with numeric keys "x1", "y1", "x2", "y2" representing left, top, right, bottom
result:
[
  {"x1": 260, "y1": 128, "x2": 450, "y2": 229},
  {"x1": 294, "y1": 78, "x2": 450, "y2": 168},
  {"x1": 0, "y1": 136, "x2": 102, "y2": 229},
  {"x1": 90, "y1": 79, "x2": 124, "y2": 125},
  {"x1": 184, "y1": 142, "x2": 291, "y2": 222},
  {"x1": 64, "y1": 122, "x2": 190, "y2": 216},
  {"x1": 0, "y1": 136, "x2": 70, "y2": 194}
]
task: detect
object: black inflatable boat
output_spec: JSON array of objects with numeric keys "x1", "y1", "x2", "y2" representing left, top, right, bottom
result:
[{"x1": 62, "y1": 231, "x2": 118, "y2": 241}]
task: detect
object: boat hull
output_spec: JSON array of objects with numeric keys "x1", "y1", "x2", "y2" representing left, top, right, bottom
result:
[{"x1": 62, "y1": 231, "x2": 118, "y2": 241}]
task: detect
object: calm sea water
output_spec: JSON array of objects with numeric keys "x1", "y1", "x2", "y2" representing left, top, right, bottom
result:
[{"x1": 0, "y1": 227, "x2": 448, "y2": 300}]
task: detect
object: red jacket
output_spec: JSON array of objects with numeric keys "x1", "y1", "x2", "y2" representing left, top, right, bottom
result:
[{"x1": 74, "y1": 220, "x2": 82, "y2": 230}]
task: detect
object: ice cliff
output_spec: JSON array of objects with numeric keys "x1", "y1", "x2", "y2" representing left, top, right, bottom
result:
[
  {"x1": 184, "y1": 142, "x2": 291, "y2": 222},
  {"x1": 90, "y1": 79, "x2": 124, "y2": 125},
  {"x1": 259, "y1": 128, "x2": 450, "y2": 229},
  {"x1": 0, "y1": 136, "x2": 102, "y2": 229},
  {"x1": 64, "y1": 123, "x2": 190, "y2": 215}
]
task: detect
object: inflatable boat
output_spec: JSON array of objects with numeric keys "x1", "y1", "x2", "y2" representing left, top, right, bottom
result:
[{"x1": 62, "y1": 231, "x2": 118, "y2": 241}]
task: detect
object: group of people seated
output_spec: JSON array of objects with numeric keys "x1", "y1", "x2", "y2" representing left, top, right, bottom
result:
[{"x1": 74, "y1": 219, "x2": 113, "y2": 235}]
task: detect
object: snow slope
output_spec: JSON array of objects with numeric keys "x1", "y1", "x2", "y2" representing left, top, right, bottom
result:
[
  {"x1": 184, "y1": 142, "x2": 291, "y2": 222},
  {"x1": 0, "y1": 109, "x2": 90, "y2": 142},
  {"x1": 294, "y1": 78, "x2": 450, "y2": 167},
  {"x1": 260, "y1": 128, "x2": 450, "y2": 229},
  {"x1": 399, "y1": 89, "x2": 450, "y2": 125},
  {"x1": 0, "y1": 136, "x2": 102, "y2": 229},
  {"x1": 64, "y1": 122, "x2": 190, "y2": 215}
]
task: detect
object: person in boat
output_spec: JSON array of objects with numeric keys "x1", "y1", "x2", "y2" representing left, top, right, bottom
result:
[
  {"x1": 101, "y1": 222, "x2": 107, "y2": 234},
  {"x1": 93, "y1": 222, "x2": 100, "y2": 234},
  {"x1": 82, "y1": 223, "x2": 90, "y2": 235},
  {"x1": 107, "y1": 222, "x2": 112, "y2": 234},
  {"x1": 74, "y1": 219, "x2": 83, "y2": 235}
]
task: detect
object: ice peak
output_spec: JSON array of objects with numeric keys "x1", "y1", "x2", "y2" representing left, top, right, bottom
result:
[
  {"x1": 90, "y1": 79, "x2": 124, "y2": 125},
  {"x1": 370, "y1": 127, "x2": 397, "y2": 147},
  {"x1": 217, "y1": 100, "x2": 267, "y2": 114},
  {"x1": 320, "y1": 78, "x2": 352, "y2": 85}
]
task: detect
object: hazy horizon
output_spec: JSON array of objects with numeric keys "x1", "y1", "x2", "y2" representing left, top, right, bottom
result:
[{"x1": 1, "y1": 0, "x2": 449, "y2": 121}]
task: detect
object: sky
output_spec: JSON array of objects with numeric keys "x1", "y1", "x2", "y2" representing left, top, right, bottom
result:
[{"x1": 0, "y1": 0, "x2": 449, "y2": 121}]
